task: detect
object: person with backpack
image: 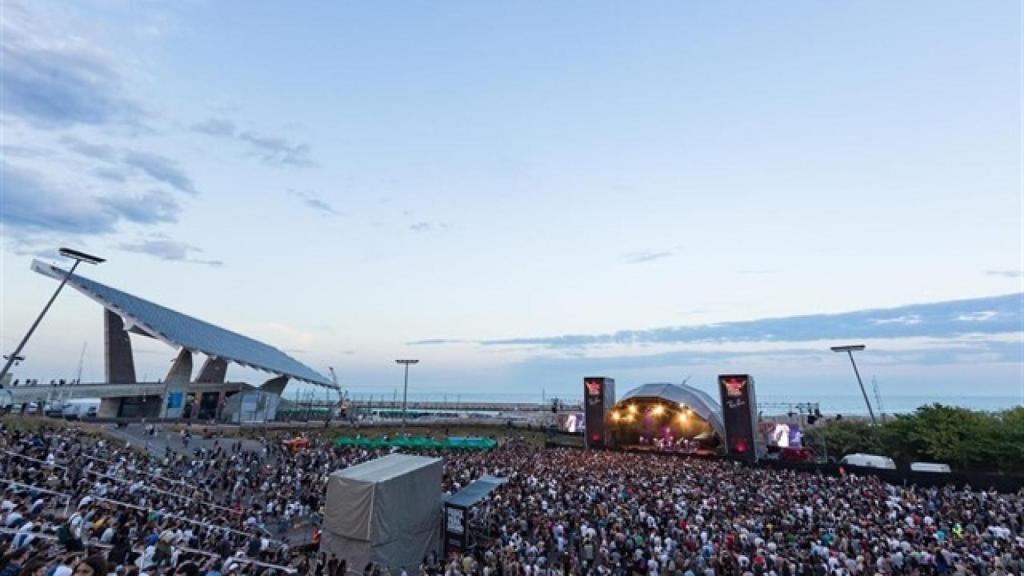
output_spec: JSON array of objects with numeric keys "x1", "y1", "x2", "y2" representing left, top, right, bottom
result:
[
  {"x1": 57, "y1": 519, "x2": 84, "y2": 553},
  {"x1": 154, "y1": 526, "x2": 176, "y2": 567}
]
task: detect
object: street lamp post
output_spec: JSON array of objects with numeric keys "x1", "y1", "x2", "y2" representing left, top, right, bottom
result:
[
  {"x1": 830, "y1": 344, "x2": 877, "y2": 424},
  {"x1": 395, "y1": 359, "x2": 419, "y2": 432},
  {"x1": 0, "y1": 248, "x2": 105, "y2": 385}
]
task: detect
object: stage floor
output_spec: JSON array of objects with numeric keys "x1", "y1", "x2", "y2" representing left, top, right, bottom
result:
[{"x1": 618, "y1": 445, "x2": 718, "y2": 457}]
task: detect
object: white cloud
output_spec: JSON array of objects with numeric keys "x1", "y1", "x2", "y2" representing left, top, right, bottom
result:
[{"x1": 871, "y1": 315, "x2": 922, "y2": 326}]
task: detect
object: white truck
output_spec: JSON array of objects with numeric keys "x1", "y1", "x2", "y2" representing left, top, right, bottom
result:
[
  {"x1": 62, "y1": 400, "x2": 100, "y2": 420},
  {"x1": 840, "y1": 453, "x2": 897, "y2": 470}
]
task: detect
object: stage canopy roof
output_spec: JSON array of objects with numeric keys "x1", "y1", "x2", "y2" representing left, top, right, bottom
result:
[
  {"x1": 617, "y1": 382, "x2": 726, "y2": 438},
  {"x1": 32, "y1": 259, "x2": 334, "y2": 387}
]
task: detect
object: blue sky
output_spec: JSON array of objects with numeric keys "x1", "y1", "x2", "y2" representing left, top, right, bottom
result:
[{"x1": 1, "y1": 1, "x2": 1021, "y2": 404}]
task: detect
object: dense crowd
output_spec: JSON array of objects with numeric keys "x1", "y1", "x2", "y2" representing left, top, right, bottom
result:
[{"x1": 0, "y1": 420, "x2": 1021, "y2": 576}]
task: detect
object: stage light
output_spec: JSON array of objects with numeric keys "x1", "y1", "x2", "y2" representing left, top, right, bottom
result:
[
  {"x1": 679, "y1": 403, "x2": 687, "y2": 409},
  {"x1": 627, "y1": 404, "x2": 638, "y2": 414},
  {"x1": 611, "y1": 411, "x2": 621, "y2": 421},
  {"x1": 651, "y1": 404, "x2": 665, "y2": 416},
  {"x1": 677, "y1": 412, "x2": 688, "y2": 423}
]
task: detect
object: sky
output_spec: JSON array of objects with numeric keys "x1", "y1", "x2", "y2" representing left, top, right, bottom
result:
[{"x1": 1, "y1": 0, "x2": 1022, "y2": 405}]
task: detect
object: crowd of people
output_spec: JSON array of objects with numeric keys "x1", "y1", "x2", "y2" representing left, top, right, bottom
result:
[{"x1": 0, "y1": 419, "x2": 1021, "y2": 576}]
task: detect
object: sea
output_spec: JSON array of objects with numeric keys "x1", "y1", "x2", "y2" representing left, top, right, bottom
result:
[{"x1": 338, "y1": 390, "x2": 1023, "y2": 416}]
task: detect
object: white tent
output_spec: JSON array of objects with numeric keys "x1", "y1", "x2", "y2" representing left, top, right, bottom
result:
[{"x1": 321, "y1": 454, "x2": 442, "y2": 573}]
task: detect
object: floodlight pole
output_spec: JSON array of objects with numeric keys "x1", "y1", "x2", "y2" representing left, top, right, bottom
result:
[
  {"x1": 0, "y1": 249, "x2": 104, "y2": 385},
  {"x1": 395, "y1": 359, "x2": 418, "y2": 432},
  {"x1": 831, "y1": 345, "x2": 876, "y2": 424}
]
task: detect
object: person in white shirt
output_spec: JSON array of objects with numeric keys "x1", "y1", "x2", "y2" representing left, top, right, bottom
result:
[
  {"x1": 12, "y1": 522, "x2": 34, "y2": 548},
  {"x1": 4, "y1": 507, "x2": 24, "y2": 527}
]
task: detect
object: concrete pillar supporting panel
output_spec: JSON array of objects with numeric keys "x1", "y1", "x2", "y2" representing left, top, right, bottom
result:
[
  {"x1": 222, "y1": 392, "x2": 243, "y2": 424},
  {"x1": 254, "y1": 375, "x2": 289, "y2": 422},
  {"x1": 162, "y1": 349, "x2": 193, "y2": 418},
  {"x1": 104, "y1": 309, "x2": 137, "y2": 383},
  {"x1": 260, "y1": 375, "x2": 289, "y2": 396},
  {"x1": 98, "y1": 397, "x2": 121, "y2": 418},
  {"x1": 165, "y1": 349, "x2": 193, "y2": 383},
  {"x1": 195, "y1": 357, "x2": 228, "y2": 383}
]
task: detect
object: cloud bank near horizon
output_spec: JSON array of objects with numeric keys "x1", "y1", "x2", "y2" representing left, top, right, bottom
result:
[
  {"x1": 448, "y1": 293, "x2": 1022, "y2": 349},
  {"x1": 406, "y1": 293, "x2": 1023, "y2": 394},
  {"x1": 405, "y1": 291, "x2": 1015, "y2": 393}
]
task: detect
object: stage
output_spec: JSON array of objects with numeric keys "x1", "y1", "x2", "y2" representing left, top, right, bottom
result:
[{"x1": 619, "y1": 444, "x2": 719, "y2": 458}]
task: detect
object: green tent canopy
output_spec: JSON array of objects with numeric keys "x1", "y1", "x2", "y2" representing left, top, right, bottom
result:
[{"x1": 333, "y1": 435, "x2": 496, "y2": 451}]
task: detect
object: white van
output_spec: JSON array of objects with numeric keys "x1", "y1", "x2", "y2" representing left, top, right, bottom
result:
[
  {"x1": 840, "y1": 453, "x2": 897, "y2": 470},
  {"x1": 910, "y1": 462, "x2": 952, "y2": 473},
  {"x1": 62, "y1": 400, "x2": 100, "y2": 420}
]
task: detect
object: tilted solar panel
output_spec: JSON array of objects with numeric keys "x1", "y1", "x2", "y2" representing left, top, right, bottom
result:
[{"x1": 32, "y1": 259, "x2": 334, "y2": 387}]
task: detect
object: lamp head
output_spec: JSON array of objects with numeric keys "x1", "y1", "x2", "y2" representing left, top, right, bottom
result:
[
  {"x1": 830, "y1": 345, "x2": 866, "y2": 352},
  {"x1": 58, "y1": 247, "x2": 105, "y2": 265}
]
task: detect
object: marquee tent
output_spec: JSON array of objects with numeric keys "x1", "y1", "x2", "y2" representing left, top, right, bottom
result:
[{"x1": 321, "y1": 454, "x2": 442, "y2": 574}]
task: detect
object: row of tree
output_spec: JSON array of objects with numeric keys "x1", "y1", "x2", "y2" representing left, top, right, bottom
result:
[{"x1": 802, "y1": 404, "x2": 1024, "y2": 472}]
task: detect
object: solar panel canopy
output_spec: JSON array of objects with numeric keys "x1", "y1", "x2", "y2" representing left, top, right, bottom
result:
[{"x1": 32, "y1": 259, "x2": 334, "y2": 387}]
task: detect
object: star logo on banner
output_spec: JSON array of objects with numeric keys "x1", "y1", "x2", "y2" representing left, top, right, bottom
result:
[{"x1": 722, "y1": 377, "x2": 747, "y2": 398}]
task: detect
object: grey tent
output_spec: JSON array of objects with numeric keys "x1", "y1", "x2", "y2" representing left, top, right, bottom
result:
[{"x1": 321, "y1": 454, "x2": 442, "y2": 574}]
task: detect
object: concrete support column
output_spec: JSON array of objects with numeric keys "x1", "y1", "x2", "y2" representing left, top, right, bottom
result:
[
  {"x1": 104, "y1": 310, "x2": 136, "y2": 383},
  {"x1": 262, "y1": 375, "x2": 288, "y2": 422},
  {"x1": 260, "y1": 375, "x2": 289, "y2": 396},
  {"x1": 161, "y1": 348, "x2": 193, "y2": 419},
  {"x1": 196, "y1": 357, "x2": 228, "y2": 383},
  {"x1": 98, "y1": 397, "x2": 121, "y2": 418}
]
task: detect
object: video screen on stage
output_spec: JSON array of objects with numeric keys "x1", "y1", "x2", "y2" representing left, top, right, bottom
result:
[
  {"x1": 556, "y1": 412, "x2": 584, "y2": 434},
  {"x1": 765, "y1": 422, "x2": 802, "y2": 448}
]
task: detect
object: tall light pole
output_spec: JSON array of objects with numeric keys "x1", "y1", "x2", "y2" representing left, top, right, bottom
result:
[
  {"x1": 0, "y1": 248, "x2": 105, "y2": 385},
  {"x1": 395, "y1": 359, "x2": 419, "y2": 432},
  {"x1": 830, "y1": 344, "x2": 877, "y2": 424}
]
